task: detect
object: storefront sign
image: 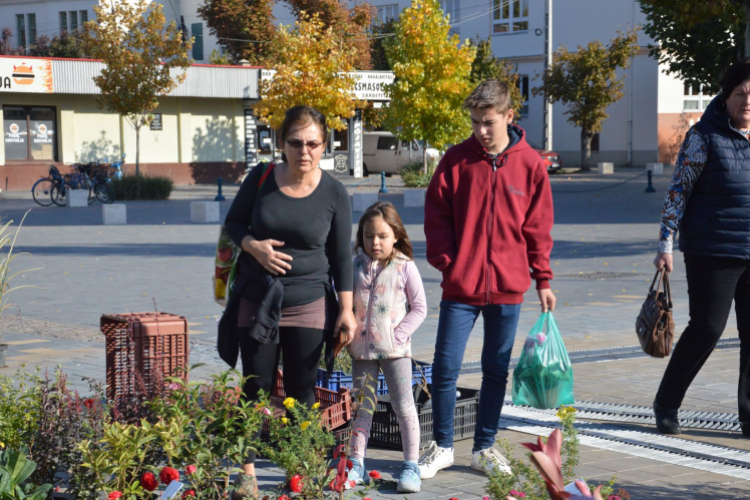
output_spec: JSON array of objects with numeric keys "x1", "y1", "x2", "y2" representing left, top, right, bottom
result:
[
  {"x1": 150, "y1": 113, "x2": 162, "y2": 130},
  {"x1": 0, "y1": 59, "x2": 53, "y2": 93},
  {"x1": 259, "y1": 70, "x2": 393, "y2": 101},
  {"x1": 334, "y1": 154, "x2": 348, "y2": 174},
  {"x1": 244, "y1": 109, "x2": 258, "y2": 167},
  {"x1": 350, "y1": 109, "x2": 363, "y2": 178}
]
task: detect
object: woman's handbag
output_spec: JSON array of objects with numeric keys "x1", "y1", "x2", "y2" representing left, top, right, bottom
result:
[
  {"x1": 636, "y1": 269, "x2": 675, "y2": 358},
  {"x1": 213, "y1": 162, "x2": 275, "y2": 306}
]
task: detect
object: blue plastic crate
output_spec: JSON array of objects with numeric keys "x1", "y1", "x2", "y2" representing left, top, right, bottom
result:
[{"x1": 317, "y1": 360, "x2": 432, "y2": 395}]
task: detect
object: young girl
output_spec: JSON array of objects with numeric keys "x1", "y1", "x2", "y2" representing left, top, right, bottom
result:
[{"x1": 346, "y1": 201, "x2": 427, "y2": 493}]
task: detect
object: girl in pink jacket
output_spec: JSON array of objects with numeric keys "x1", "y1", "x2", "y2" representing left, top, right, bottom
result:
[{"x1": 346, "y1": 201, "x2": 427, "y2": 494}]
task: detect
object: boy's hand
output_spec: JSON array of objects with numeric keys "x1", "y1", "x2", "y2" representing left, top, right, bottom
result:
[{"x1": 538, "y1": 289, "x2": 556, "y2": 313}]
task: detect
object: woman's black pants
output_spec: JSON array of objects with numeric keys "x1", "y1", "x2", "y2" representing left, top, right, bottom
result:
[
  {"x1": 655, "y1": 254, "x2": 750, "y2": 422},
  {"x1": 239, "y1": 326, "x2": 325, "y2": 463}
]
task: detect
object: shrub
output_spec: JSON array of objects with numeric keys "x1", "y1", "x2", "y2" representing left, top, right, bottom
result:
[
  {"x1": 111, "y1": 174, "x2": 173, "y2": 201},
  {"x1": 401, "y1": 159, "x2": 438, "y2": 188}
]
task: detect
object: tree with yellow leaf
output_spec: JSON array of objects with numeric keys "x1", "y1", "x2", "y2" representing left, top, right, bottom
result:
[
  {"x1": 253, "y1": 14, "x2": 363, "y2": 133},
  {"x1": 81, "y1": 0, "x2": 192, "y2": 175},
  {"x1": 383, "y1": 0, "x2": 475, "y2": 172}
]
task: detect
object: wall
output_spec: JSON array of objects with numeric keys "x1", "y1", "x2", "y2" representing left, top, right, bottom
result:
[{"x1": 0, "y1": 93, "x2": 247, "y2": 189}]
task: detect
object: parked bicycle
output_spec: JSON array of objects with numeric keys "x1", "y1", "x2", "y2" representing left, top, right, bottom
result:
[
  {"x1": 31, "y1": 166, "x2": 58, "y2": 207},
  {"x1": 49, "y1": 164, "x2": 92, "y2": 207}
]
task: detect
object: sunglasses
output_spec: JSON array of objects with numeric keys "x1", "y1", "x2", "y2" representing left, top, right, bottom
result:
[{"x1": 286, "y1": 139, "x2": 324, "y2": 150}]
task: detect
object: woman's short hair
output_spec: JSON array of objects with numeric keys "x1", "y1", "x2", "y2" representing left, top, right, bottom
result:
[
  {"x1": 279, "y1": 106, "x2": 329, "y2": 143},
  {"x1": 721, "y1": 58, "x2": 750, "y2": 102}
]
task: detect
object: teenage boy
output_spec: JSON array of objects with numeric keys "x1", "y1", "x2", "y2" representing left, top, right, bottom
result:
[{"x1": 420, "y1": 79, "x2": 556, "y2": 478}]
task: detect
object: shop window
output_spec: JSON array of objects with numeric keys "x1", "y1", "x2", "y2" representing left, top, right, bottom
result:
[
  {"x1": 334, "y1": 127, "x2": 348, "y2": 151},
  {"x1": 517, "y1": 75, "x2": 529, "y2": 116},
  {"x1": 377, "y1": 5, "x2": 398, "y2": 23},
  {"x1": 3, "y1": 106, "x2": 57, "y2": 161},
  {"x1": 192, "y1": 23, "x2": 204, "y2": 60},
  {"x1": 683, "y1": 82, "x2": 713, "y2": 111},
  {"x1": 80, "y1": 10, "x2": 88, "y2": 24},
  {"x1": 493, "y1": 0, "x2": 528, "y2": 34}
]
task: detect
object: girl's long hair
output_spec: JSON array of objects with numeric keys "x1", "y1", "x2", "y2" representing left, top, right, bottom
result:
[{"x1": 355, "y1": 201, "x2": 413, "y2": 263}]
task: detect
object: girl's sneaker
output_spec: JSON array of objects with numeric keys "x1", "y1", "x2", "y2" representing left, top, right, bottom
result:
[
  {"x1": 344, "y1": 458, "x2": 370, "y2": 489},
  {"x1": 397, "y1": 462, "x2": 421, "y2": 493}
]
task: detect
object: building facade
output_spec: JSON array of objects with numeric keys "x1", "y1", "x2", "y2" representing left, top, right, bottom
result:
[{"x1": 0, "y1": 0, "x2": 709, "y2": 176}]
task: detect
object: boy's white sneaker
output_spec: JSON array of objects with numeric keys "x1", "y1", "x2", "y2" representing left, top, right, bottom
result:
[
  {"x1": 471, "y1": 448, "x2": 513, "y2": 476},
  {"x1": 471, "y1": 447, "x2": 513, "y2": 476},
  {"x1": 417, "y1": 441, "x2": 454, "y2": 479}
]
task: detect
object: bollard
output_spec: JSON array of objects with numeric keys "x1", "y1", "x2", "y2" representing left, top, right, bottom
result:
[
  {"x1": 645, "y1": 170, "x2": 656, "y2": 193},
  {"x1": 215, "y1": 177, "x2": 226, "y2": 202},
  {"x1": 379, "y1": 171, "x2": 389, "y2": 194}
]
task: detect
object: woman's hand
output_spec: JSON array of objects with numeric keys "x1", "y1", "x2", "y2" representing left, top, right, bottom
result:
[
  {"x1": 654, "y1": 252, "x2": 673, "y2": 273},
  {"x1": 243, "y1": 236, "x2": 293, "y2": 275},
  {"x1": 335, "y1": 308, "x2": 357, "y2": 346}
]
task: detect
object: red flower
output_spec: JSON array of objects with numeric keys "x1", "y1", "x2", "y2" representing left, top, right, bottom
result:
[
  {"x1": 185, "y1": 465, "x2": 197, "y2": 475},
  {"x1": 289, "y1": 475, "x2": 303, "y2": 493},
  {"x1": 83, "y1": 398, "x2": 95, "y2": 409},
  {"x1": 108, "y1": 493, "x2": 122, "y2": 500},
  {"x1": 368, "y1": 470, "x2": 382, "y2": 479},
  {"x1": 160, "y1": 466, "x2": 180, "y2": 485},
  {"x1": 279, "y1": 496, "x2": 290, "y2": 500},
  {"x1": 346, "y1": 460, "x2": 353, "y2": 470},
  {"x1": 181, "y1": 490, "x2": 196, "y2": 499},
  {"x1": 140, "y1": 472, "x2": 159, "y2": 492}
]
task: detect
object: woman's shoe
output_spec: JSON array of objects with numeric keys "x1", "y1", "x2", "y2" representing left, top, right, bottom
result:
[
  {"x1": 654, "y1": 403, "x2": 681, "y2": 435},
  {"x1": 397, "y1": 462, "x2": 421, "y2": 493}
]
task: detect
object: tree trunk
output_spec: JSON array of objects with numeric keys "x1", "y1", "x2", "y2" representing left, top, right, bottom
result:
[
  {"x1": 580, "y1": 128, "x2": 594, "y2": 171},
  {"x1": 135, "y1": 124, "x2": 141, "y2": 177},
  {"x1": 745, "y1": 3, "x2": 750, "y2": 58},
  {"x1": 422, "y1": 141, "x2": 427, "y2": 175}
]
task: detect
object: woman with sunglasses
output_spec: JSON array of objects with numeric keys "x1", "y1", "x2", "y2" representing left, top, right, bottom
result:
[{"x1": 220, "y1": 105, "x2": 355, "y2": 497}]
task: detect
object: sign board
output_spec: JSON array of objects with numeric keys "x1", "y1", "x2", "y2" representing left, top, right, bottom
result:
[
  {"x1": 0, "y1": 59, "x2": 53, "y2": 93},
  {"x1": 244, "y1": 108, "x2": 257, "y2": 167},
  {"x1": 259, "y1": 69, "x2": 393, "y2": 101},
  {"x1": 350, "y1": 109, "x2": 363, "y2": 178},
  {"x1": 334, "y1": 154, "x2": 348, "y2": 174},
  {"x1": 150, "y1": 113, "x2": 162, "y2": 130}
]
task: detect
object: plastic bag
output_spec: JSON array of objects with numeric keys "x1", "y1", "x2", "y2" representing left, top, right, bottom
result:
[{"x1": 512, "y1": 312, "x2": 574, "y2": 409}]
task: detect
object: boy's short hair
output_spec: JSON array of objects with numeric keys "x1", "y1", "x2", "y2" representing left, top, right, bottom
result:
[{"x1": 463, "y1": 79, "x2": 512, "y2": 114}]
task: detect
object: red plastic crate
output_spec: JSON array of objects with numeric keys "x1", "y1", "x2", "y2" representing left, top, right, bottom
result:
[
  {"x1": 262, "y1": 369, "x2": 352, "y2": 432},
  {"x1": 101, "y1": 312, "x2": 189, "y2": 402}
]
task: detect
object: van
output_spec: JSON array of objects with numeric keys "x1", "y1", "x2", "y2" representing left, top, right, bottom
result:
[{"x1": 358, "y1": 132, "x2": 439, "y2": 176}]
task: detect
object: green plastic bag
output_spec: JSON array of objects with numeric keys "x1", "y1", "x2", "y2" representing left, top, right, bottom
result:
[{"x1": 512, "y1": 312, "x2": 574, "y2": 409}]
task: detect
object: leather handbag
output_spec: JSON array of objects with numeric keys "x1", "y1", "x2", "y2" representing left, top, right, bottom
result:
[{"x1": 636, "y1": 269, "x2": 676, "y2": 358}]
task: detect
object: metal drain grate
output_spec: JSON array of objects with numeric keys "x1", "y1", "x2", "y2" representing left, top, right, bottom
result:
[
  {"x1": 503, "y1": 398, "x2": 741, "y2": 432},
  {"x1": 499, "y1": 406, "x2": 750, "y2": 480},
  {"x1": 460, "y1": 337, "x2": 741, "y2": 373}
]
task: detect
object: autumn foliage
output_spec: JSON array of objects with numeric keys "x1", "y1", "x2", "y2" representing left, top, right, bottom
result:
[{"x1": 198, "y1": 0, "x2": 276, "y2": 65}]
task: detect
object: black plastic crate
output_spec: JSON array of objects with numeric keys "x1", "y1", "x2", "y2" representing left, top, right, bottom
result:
[{"x1": 368, "y1": 385, "x2": 480, "y2": 450}]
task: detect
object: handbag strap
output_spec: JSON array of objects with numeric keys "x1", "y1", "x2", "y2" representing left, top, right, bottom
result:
[
  {"x1": 663, "y1": 272, "x2": 673, "y2": 308},
  {"x1": 649, "y1": 269, "x2": 665, "y2": 294},
  {"x1": 257, "y1": 162, "x2": 276, "y2": 194}
]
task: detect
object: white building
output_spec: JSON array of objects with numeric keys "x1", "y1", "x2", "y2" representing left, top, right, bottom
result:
[{"x1": 0, "y1": 0, "x2": 708, "y2": 167}]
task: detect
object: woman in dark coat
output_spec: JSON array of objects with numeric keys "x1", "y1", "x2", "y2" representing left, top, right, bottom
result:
[
  {"x1": 653, "y1": 59, "x2": 750, "y2": 435},
  {"x1": 219, "y1": 105, "x2": 356, "y2": 495}
]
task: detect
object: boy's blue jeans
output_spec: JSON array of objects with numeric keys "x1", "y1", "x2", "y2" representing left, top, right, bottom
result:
[{"x1": 431, "y1": 299, "x2": 522, "y2": 453}]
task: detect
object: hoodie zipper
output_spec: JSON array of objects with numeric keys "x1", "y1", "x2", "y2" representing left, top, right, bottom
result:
[{"x1": 363, "y1": 259, "x2": 378, "y2": 357}]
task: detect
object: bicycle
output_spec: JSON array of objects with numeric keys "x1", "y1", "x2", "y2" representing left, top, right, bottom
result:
[
  {"x1": 80, "y1": 162, "x2": 115, "y2": 204},
  {"x1": 50, "y1": 165, "x2": 91, "y2": 207},
  {"x1": 30, "y1": 166, "x2": 58, "y2": 207}
]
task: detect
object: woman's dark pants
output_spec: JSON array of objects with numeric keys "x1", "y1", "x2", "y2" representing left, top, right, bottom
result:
[{"x1": 655, "y1": 255, "x2": 750, "y2": 422}]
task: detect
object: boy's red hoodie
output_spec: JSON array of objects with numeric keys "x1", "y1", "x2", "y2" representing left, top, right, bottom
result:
[{"x1": 425, "y1": 125, "x2": 554, "y2": 305}]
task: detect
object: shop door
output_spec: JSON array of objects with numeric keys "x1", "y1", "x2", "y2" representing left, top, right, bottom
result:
[{"x1": 2, "y1": 106, "x2": 57, "y2": 161}]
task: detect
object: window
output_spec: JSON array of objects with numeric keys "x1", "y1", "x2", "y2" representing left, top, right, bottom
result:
[
  {"x1": 60, "y1": 12, "x2": 68, "y2": 32},
  {"x1": 377, "y1": 4, "x2": 398, "y2": 23},
  {"x1": 70, "y1": 11, "x2": 78, "y2": 31},
  {"x1": 27, "y1": 14, "x2": 36, "y2": 45},
  {"x1": 441, "y1": 0, "x2": 460, "y2": 22},
  {"x1": 80, "y1": 10, "x2": 88, "y2": 24},
  {"x1": 517, "y1": 75, "x2": 529, "y2": 116},
  {"x1": 3, "y1": 106, "x2": 57, "y2": 161},
  {"x1": 377, "y1": 136, "x2": 397, "y2": 150},
  {"x1": 493, "y1": 0, "x2": 529, "y2": 34},
  {"x1": 16, "y1": 14, "x2": 25, "y2": 48},
  {"x1": 192, "y1": 23, "x2": 204, "y2": 60},
  {"x1": 683, "y1": 83, "x2": 713, "y2": 111},
  {"x1": 61, "y1": 10, "x2": 83, "y2": 32}
]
